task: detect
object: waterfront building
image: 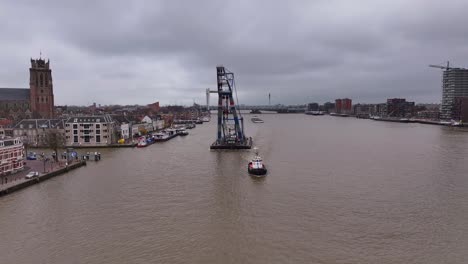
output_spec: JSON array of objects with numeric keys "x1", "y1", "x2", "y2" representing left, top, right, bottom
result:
[
  {"x1": 12, "y1": 119, "x2": 66, "y2": 147},
  {"x1": 0, "y1": 58, "x2": 55, "y2": 119},
  {"x1": 0, "y1": 138, "x2": 24, "y2": 176},
  {"x1": 353, "y1": 104, "x2": 376, "y2": 118},
  {"x1": 386, "y1": 98, "x2": 415, "y2": 118},
  {"x1": 307, "y1": 103, "x2": 319, "y2": 112},
  {"x1": 322, "y1": 102, "x2": 335, "y2": 113},
  {"x1": 131, "y1": 122, "x2": 152, "y2": 137},
  {"x1": 416, "y1": 110, "x2": 440, "y2": 120},
  {"x1": 441, "y1": 68, "x2": 468, "y2": 120},
  {"x1": 374, "y1": 103, "x2": 387, "y2": 117},
  {"x1": 334, "y1": 98, "x2": 352, "y2": 114},
  {"x1": 335, "y1": 99, "x2": 342, "y2": 113},
  {"x1": 342, "y1": 98, "x2": 352, "y2": 114},
  {"x1": 453, "y1": 97, "x2": 468, "y2": 122},
  {"x1": 64, "y1": 115, "x2": 116, "y2": 147},
  {"x1": 111, "y1": 115, "x2": 137, "y2": 140}
]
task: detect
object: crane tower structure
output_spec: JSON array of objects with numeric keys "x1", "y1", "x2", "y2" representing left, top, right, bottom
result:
[{"x1": 210, "y1": 66, "x2": 252, "y2": 149}]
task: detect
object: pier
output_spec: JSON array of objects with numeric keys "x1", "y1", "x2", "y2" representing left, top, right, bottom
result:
[{"x1": 0, "y1": 160, "x2": 86, "y2": 197}]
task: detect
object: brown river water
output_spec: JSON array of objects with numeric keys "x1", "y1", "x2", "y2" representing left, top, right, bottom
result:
[{"x1": 1, "y1": 114, "x2": 468, "y2": 263}]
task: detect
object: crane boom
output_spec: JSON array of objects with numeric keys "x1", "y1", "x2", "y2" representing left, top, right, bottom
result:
[
  {"x1": 429, "y1": 61, "x2": 451, "y2": 70},
  {"x1": 429, "y1": 64, "x2": 447, "y2": 69},
  {"x1": 428, "y1": 61, "x2": 466, "y2": 70}
]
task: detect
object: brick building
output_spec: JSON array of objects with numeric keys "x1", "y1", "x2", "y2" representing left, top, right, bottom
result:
[
  {"x1": 0, "y1": 58, "x2": 55, "y2": 119},
  {"x1": 0, "y1": 138, "x2": 24, "y2": 176},
  {"x1": 334, "y1": 98, "x2": 352, "y2": 114},
  {"x1": 453, "y1": 97, "x2": 468, "y2": 122},
  {"x1": 335, "y1": 99, "x2": 342, "y2": 113}
]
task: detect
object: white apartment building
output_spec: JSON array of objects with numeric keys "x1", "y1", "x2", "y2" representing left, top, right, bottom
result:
[{"x1": 65, "y1": 115, "x2": 116, "y2": 147}]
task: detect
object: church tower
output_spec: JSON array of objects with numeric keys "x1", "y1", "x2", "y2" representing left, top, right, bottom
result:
[{"x1": 29, "y1": 58, "x2": 54, "y2": 118}]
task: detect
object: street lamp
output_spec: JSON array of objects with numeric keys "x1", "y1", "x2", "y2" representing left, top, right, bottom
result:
[{"x1": 42, "y1": 156, "x2": 49, "y2": 173}]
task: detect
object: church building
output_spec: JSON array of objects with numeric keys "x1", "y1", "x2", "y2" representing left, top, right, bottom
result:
[{"x1": 0, "y1": 58, "x2": 55, "y2": 119}]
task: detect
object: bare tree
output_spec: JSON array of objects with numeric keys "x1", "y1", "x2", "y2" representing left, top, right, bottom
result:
[{"x1": 43, "y1": 129, "x2": 66, "y2": 162}]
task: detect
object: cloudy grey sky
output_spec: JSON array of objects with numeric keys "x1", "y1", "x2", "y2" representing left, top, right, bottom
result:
[{"x1": 1, "y1": 0, "x2": 467, "y2": 106}]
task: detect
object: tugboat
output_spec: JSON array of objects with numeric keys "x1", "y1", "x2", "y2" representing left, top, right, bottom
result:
[{"x1": 248, "y1": 148, "x2": 267, "y2": 176}]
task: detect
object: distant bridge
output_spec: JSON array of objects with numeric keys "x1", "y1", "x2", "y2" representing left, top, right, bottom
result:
[{"x1": 207, "y1": 104, "x2": 306, "y2": 113}]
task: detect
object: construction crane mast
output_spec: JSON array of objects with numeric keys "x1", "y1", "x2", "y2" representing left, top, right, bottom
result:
[{"x1": 210, "y1": 66, "x2": 252, "y2": 149}]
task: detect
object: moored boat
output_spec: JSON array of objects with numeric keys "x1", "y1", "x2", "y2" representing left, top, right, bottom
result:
[
  {"x1": 251, "y1": 116, "x2": 264, "y2": 123},
  {"x1": 185, "y1": 123, "x2": 196, "y2": 129},
  {"x1": 137, "y1": 137, "x2": 148, "y2": 148},
  {"x1": 176, "y1": 128, "x2": 189, "y2": 136},
  {"x1": 305, "y1": 111, "x2": 324, "y2": 115}
]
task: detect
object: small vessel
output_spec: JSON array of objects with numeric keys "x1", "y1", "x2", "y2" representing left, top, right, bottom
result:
[
  {"x1": 201, "y1": 116, "x2": 211, "y2": 122},
  {"x1": 185, "y1": 123, "x2": 196, "y2": 129},
  {"x1": 451, "y1": 120, "x2": 463, "y2": 127},
  {"x1": 137, "y1": 137, "x2": 148, "y2": 148},
  {"x1": 248, "y1": 148, "x2": 267, "y2": 176},
  {"x1": 305, "y1": 111, "x2": 324, "y2": 115},
  {"x1": 250, "y1": 109, "x2": 262, "y2": 114},
  {"x1": 251, "y1": 116, "x2": 264, "y2": 123},
  {"x1": 176, "y1": 128, "x2": 189, "y2": 136}
]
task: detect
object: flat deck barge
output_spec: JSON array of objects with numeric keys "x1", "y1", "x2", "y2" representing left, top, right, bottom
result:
[{"x1": 210, "y1": 138, "x2": 253, "y2": 149}]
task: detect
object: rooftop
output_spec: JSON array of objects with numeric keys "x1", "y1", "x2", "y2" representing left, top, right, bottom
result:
[
  {"x1": 13, "y1": 119, "x2": 66, "y2": 129},
  {"x1": 65, "y1": 115, "x2": 114, "y2": 123},
  {"x1": 0, "y1": 88, "x2": 30, "y2": 101}
]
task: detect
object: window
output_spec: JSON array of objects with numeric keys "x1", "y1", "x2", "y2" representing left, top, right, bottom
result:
[
  {"x1": 84, "y1": 136, "x2": 90, "y2": 143},
  {"x1": 37, "y1": 98, "x2": 39, "y2": 102},
  {"x1": 41, "y1": 97, "x2": 44, "y2": 103},
  {"x1": 73, "y1": 136, "x2": 78, "y2": 143},
  {"x1": 40, "y1": 74, "x2": 43, "y2": 87},
  {"x1": 41, "y1": 89, "x2": 43, "y2": 93},
  {"x1": 73, "y1": 124, "x2": 78, "y2": 129},
  {"x1": 96, "y1": 135, "x2": 101, "y2": 143},
  {"x1": 73, "y1": 130, "x2": 78, "y2": 135},
  {"x1": 96, "y1": 124, "x2": 100, "y2": 129}
]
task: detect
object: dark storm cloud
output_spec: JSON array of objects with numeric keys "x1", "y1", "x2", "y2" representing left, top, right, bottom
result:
[{"x1": 1, "y1": 0, "x2": 468, "y2": 105}]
